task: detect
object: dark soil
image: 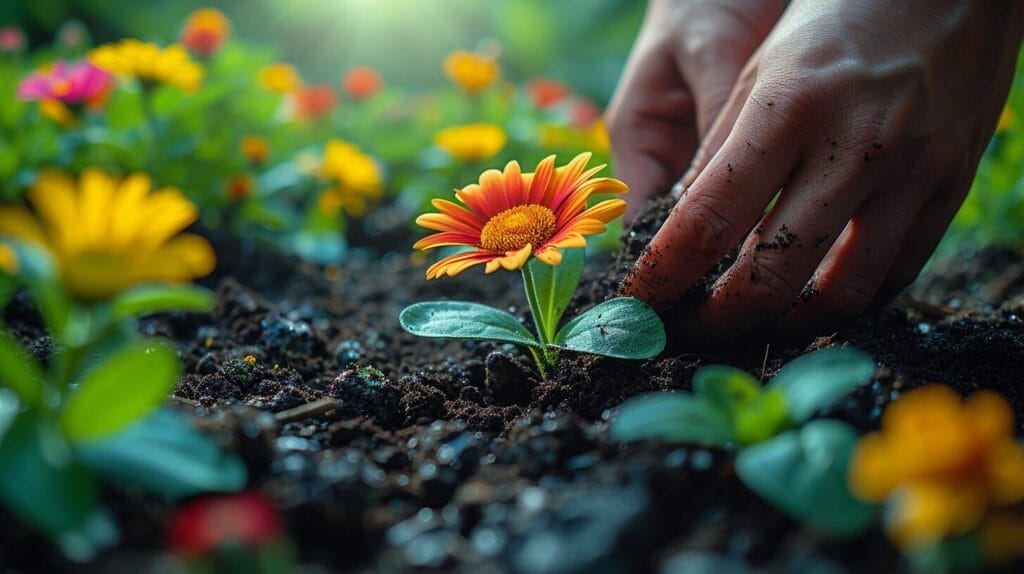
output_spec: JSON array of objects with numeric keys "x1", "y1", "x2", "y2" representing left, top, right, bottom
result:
[{"x1": 4, "y1": 194, "x2": 1024, "y2": 573}]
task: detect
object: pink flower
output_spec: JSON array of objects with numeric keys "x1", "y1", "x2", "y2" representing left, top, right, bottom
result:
[
  {"x1": 0, "y1": 26, "x2": 24, "y2": 54},
  {"x1": 17, "y1": 60, "x2": 113, "y2": 106}
]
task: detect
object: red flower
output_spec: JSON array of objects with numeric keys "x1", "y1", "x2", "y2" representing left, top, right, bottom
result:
[
  {"x1": 180, "y1": 8, "x2": 231, "y2": 57},
  {"x1": 167, "y1": 491, "x2": 283, "y2": 556},
  {"x1": 343, "y1": 66, "x2": 382, "y2": 100},
  {"x1": 528, "y1": 78, "x2": 570, "y2": 109},
  {"x1": 570, "y1": 98, "x2": 601, "y2": 128},
  {"x1": 288, "y1": 84, "x2": 338, "y2": 121}
]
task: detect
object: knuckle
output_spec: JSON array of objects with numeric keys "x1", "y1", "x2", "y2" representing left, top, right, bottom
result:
[
  {"x1": 831, "y1": 281, "x2": 875, "y2": 312},
  {"x1": 743, "y1": 253, "x2": 800, "y2": 308},
  {"x1": 676, "y1": 197, "x2": 735, "y2": 257}
]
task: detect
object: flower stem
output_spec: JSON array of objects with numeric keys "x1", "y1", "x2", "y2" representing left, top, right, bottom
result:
[{"x1": 521, "y1": 264, "x2": 555, "y2": 377}]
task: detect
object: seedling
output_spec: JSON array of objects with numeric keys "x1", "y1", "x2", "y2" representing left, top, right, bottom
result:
[
  {"x1": 612, "y1": 347, "x2": 877, "y2": 535},
  {"x1": 399, "y1": 153, "x2": 665, "y2": 377}
]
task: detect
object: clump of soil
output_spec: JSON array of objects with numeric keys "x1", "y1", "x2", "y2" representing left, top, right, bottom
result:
[{"x1": 4, "y1": 194, "x2": 1024, "y2": 573}]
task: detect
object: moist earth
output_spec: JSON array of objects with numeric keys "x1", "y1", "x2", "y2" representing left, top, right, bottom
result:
[{"x1": 3, "y1": 195, "x2": 1024, "y2": 573}]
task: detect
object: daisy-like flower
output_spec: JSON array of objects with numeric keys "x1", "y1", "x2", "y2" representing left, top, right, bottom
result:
[
  {"x1": 287, "y1": 84, "x2": 337, "y2": 121},
  {"x1": 343, "y1": 66, "x2": 382, "y2": 100},
  {"x1": 415, "y1": 152, "x2": 627, "y2": 278},
  {"x1": 258, "y1": 63, "x2": 301, "y2": 93},
  {"x1": 850, "y1": 385, "x2": 1024, "y2": 549},
  {"x1": 319, "y1": 139, "x2": 383, "y2": 217},
  {"x1": 180, "y1": 8, "x2": 231, "y2": 57},
  {"x1": 443, "y1": 50, "x2": 499, "y2": 94},
  {"x1": 89, "y1": 39, "x2": 204, "y2": 93},
  {"x1": 0, "y1": 169, "x2": 215, "y2": 300},
  {"x1": 17, "y1": 60, "x2": 112, "y2": 106},
  {"x1": 434, "y1": 123, "x2": 506, "y2": 162}
]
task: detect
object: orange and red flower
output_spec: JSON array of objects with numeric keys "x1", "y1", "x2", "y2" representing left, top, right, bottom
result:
[
  {"x1": 528, "y1": 78, "x2": 570, "y2": 108},
  {"x1": 414, "y1": 152, "x2": 627, "y2": 278},
  {"x1": 167, "y1": 491, "x2": 283, "y2": 556},
  {"x1": 180, "y1": 8, "x2": 231, "y2": 57},
  {"x1": 288, "y1": 84, "x2": 337, "y2": 121}
]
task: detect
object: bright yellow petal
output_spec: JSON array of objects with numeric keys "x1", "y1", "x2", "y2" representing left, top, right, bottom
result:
[
  {"x1": 0, "y1": 206, "x2": 48, "y2": 246},
  {"x1": 78, "y1": 168, "x2": 117, "y2": 247},
  {"x1": 577, "y1": 199, "x2": 627, "y2": 223},
  {"x1": 886, "y1": 482, "x2": 987, "y2": 549},
  {"x1": 987, "y1": 439, "x2": 1024, "y2": 504},
  {"x1": 534, "y1": 246, "x2": 562, "y2": 265},
  {"x1": 493, "y1": 244, "x2": 532, "y2": 272},
  {"x1": 849, "y1": 433, "x2": 897, "y2": 501}
]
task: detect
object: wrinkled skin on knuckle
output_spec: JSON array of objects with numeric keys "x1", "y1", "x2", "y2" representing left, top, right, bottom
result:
[
  {"x1": 731, "y1": 250, "x2": 800, "y2": 311},
  {"x1": 675, "y1": 197, "x2": 735, "y2": 258}
]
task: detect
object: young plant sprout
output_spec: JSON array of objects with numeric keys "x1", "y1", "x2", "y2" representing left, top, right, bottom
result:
[{"x1": 400, "y1": 152, "x2": 665, "y2": 377}]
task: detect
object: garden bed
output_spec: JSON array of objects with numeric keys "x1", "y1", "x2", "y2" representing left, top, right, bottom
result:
[{"x1": 5, "y1": 196, "x2": 1024, "y2": 573}]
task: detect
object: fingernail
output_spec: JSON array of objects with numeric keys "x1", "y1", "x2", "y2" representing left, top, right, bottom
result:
[{"x1": 670, "y1": 181, "x2": 686, "y2": 199}]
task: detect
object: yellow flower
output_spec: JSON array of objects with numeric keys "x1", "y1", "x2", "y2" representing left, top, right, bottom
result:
[
  {"x1": 587, "y1": 119, "x2": 610, "y2": 153},
  {"x1": 849, "y1": 385, "x2": 1024, "y2": 549},
  {"x1": 434, "y1": 123, "x2": 506, "y2": 162},
  {"x1": 89, "y1": 39, "x2": 204, "y2": 92},
  {"x1": 39, "y1": 99, "x2": 77, "y2": 127},
  {"x1": 0, "y1": 169, "x2": 215, "y2": 300},
  {"x1": 258, "y1": 63, "x2": 301, "y2": 93},
  {"x1": 414, "y1": 152, "x2": 627, "y2": 278},
  {"x1": 0, "y1": 243, "x2": 17, "y2": 275},
  {"x1": 319, "y1": 139, "x2": 383, "y2": 218},
  {"x1": 997, "y1": 105, "x2": 1015, "y2": 133},
  {"x1": 443, "y1": 50, "x2": 499, "y2": 94}
]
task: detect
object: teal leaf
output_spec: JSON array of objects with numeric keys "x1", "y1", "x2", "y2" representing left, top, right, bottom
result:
[
  {"x1": 0, "y1": 411, "x2": 98, "y2": 536},
  {"x1": 0, "y1": 331, "x2": 44, "y2": 407},
  {"x1": 734, "y1": 420, "x2": 874, "y2": 536},
  {"x1": 611, "y1": 392, "x2": 734, "y2": 446},
  {"x1": 524, "y1": 248, "x2": 584, "y2": 340},
  {"x1": 553, "y1": 297, "x2": 665, "y2": 359},
  {"x1": 74, "y1": 409, "x2": 247, "y2": 498},
  {"x1": 61, "y1": 342, "x2": 180, "y2": 442},
  {"x1": 110, "y1": 285, "x2": 215, "y2": 319},
  {"x1": 692, "y1": 366, "x2": 761, "y2": 419},
  {"x1": 400, "y1": 301, "x2": 541, "y2": 348},
  {"x1": 769, "y1": 347, "x2": 875, "y2": 423}
]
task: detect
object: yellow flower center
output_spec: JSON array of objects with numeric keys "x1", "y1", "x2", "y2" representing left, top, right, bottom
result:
[{"x1": 479, "y1": 204, "x2": 556, "y2": 252}]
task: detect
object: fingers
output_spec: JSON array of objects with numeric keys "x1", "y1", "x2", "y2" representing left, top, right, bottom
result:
[
  {"x1": 777, "y1": 160, "x2": 953, "y2": 335},
  {"x1": 687, "y1": 148, "x2": 879, "y2": 339},
  {"x1": 606, "y1": 39, "x2": 698, "y2": 223},
  {"x1": 620, "y1": 93, "x2": 802, "y2": 311}
]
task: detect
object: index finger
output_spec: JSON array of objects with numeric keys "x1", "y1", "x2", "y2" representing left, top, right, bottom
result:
[{"x1": 620, "y1": 94, "x2": 801, "y2": 311}]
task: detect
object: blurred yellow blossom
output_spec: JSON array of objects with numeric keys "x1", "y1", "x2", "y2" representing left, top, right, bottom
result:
[
  {"x1": 39, "y1": 99, "x2": 77, "y2": 127},
  {"x1": 258, "y1": 63, "x2": 301, "y2": 93},
  {"x1": 319, "y1": 139, "x2": 383, "y2": 217},
  {"x1": 0, "y1": 243, "x2": 16, "y2": 275},
  {"x1": 89, "y1": 39, "x2": 204, "y2": 92},
  {"x1": 443, "y1": 50, "x2": 499, "y2": 94},
  {"x1": 587, "y1": 119, "x2": 610, "y2": 153},
  {"x1": 850, "y1": 385, "x2": 1024, "y2": 549},
  {"x1": 180, "y1": 8, "x2": 230, "y2": 57},
  {"x1": 0, "y1": 169, "x2": 215, "y2": 300},
  {"x1": 434, "y1": 123, "x2": 506, "y2": 162}
]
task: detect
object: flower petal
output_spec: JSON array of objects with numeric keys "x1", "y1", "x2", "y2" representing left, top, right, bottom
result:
[
  {"x1": 413, "y1": 231, "x2": 480, "y2": 250},
  {"x1": 416, "y1": 213, "x2": 482, "y2": 236},
  {"x1": 486, "y1": 244, "x2": 532, "y2": 273},
  {"x1": 432, "y1": 198, "x2": 484, "y2": 229},
  {"x1": 426, "y1": 250, "x2": 496, "y2": 279},
  {"x1": 534, "y1": 246, "x2": 562, "y2": 265},
  {"x1": 525, "y1": 155, "x2": 556, "y2": 205}
]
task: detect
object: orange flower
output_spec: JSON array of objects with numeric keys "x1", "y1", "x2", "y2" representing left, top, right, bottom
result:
[
  {"x1": 240, "y1": 135, "x2": 269, "y2": 165},
  {"x1": 180, "y1": 8, "x2": 231, "y2": 57},
  {"x1": 288, "y1": 84, "x2": 337, "y2": 121},
  {"x1": 343, "y1": 66, "x2": 382, "y2": 100},
  {"x1": 443, "y1": 50, "x2": 499, "y2": 94},
  {"x1": 258, "y1": 63, "x2": 301, "y2": 93},
  {"x1": 414, "y1": 152, "x2": 627, "y2": 278},
  {"x1": 226, "y1": 174, "x2": 252, "y2": 200},
  {"x1": 528, "y1": 78, "x2": 570, "y2": 108}
]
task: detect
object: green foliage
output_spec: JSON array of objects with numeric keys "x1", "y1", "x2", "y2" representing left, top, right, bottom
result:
[
  {"x1": 611, "y1": 347, "x2": 877, "y2": 537},
  {"x1": 523, "y1": 247, "x2": 584, "y2": 342},
  {"x1": 400, "y1": 301, "x2": 542, "y2": 349},
  {"x1": 0, "y1": 239, "x2": 241, "y2": 550},
  {"x1": 735, "y1": 420, "x2": 874, "y2": 536},
  {"x1": 552, "y1": 297, "x2": 666, "y2": 360}
]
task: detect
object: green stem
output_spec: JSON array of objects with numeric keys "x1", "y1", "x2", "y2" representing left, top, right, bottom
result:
[{"x1": 521, "y1": 265, "x2": 555, "y2": 377}]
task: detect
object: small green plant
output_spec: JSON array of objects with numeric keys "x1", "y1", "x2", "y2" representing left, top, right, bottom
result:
[
  {"x1": 612, "y1": 347, "x2": 876, "y2": 535},
  {"x1": 0, "y1": 244, "x2": 246, "y2": 559},
  {"x1": 400, "y1": 153, "x2": 665, "y2": 378}
]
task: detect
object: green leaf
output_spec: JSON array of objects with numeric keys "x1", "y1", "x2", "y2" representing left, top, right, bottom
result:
[
  {"x1": 110, "y1": 285, "x2": 215, "y2": 319},
  {"x1": 524, "y1": 248, "x2": 584, "y2": 340},
  {"x1": 734, "y1": 389, "x2": 791, "y2": 445},
  {"x1": 400, "y1": 301, "x2": 541, "y2": 348},
  {"x1": 0, "y1": 411, "x2": 98, "y2": 536},
  {"x1": 8, "y1": 243, "x2": 70, "y2": 339},
  {"x1": 0, "y1": 331, "x2": 44, "y2": 407},
  {"x1": 61, "y1": 342, "x2": 180, "y2": 442},
  {"x1": 74, "y1": 409, "x2": 247, "y2": 498},
  {"x1": 693, "y1": 366, "x2": 761, "y2": 419},
  {"x1": 734, "y1": 420, "x2": 874, "y2": 536},
  {"x1": 611, "y1": 392, "x2": 734, "y2": 446},
  {"x1": 553, "y1": 297, "x2": 665, "y2": 359},
  {"x1": 769, "y1": 347, "x2": 875, "y2": 423}
]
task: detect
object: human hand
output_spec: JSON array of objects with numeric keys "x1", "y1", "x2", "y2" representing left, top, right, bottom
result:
[
  {"x1": 605, "y1": 0, "x2": 785, "y2": 222},
  {"x1": 620, "y1": 0, "x2": 1024, "y2": 340}
]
